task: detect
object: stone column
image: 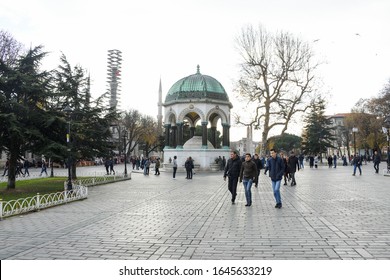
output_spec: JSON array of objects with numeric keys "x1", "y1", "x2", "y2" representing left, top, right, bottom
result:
[
  {"x1": 176, "y1": 122, "x2": 184, "y2": 149},
  {"x1": 210, "y1": 126, "x2": 217, "y2": 148},
  {"x1": 164, "y1": 124, "x2": 171, "y2": 148},
  {"x1": 201, "y1": 121, "x2": 208, "y2": 149},
  {"x1": 222, "y1": 123, "x2": 230, "y2": 149},
  {"x1": 171, "y1": 126, "x2": 177, "y2": 148}
]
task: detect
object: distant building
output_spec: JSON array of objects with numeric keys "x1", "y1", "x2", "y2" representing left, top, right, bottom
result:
[{"x1": 230, "y1": 138, "x2": 258, "y2": 156}]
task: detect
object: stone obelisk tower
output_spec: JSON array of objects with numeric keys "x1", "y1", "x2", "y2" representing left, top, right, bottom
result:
[{"x1": 157, "y1": 77, "x2": 163, "y2": 136}]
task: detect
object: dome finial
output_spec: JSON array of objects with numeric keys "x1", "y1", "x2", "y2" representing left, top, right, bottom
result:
[{"x1": 196, "y1": 65, "x2": 200, "y2": 74}]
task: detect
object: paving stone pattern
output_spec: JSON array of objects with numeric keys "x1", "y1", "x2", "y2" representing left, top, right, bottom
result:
[{"x1": 0, "y1": 163, "x2": 389, "y2": 260}]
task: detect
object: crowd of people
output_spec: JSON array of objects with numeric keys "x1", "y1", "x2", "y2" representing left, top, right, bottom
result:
[
  {"x1": 2, "y1": 150, "x2": 385, "y2": 209},
  {"x1": 221, "y1": 149, "x2": 386, "y2": 210}
]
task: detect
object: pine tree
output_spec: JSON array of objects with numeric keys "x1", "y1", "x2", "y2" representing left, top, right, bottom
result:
[
  {"x1": 302, "y1": 98, "x2": 335, "y2": 156},
  {"x1": 0, "y1": 45, "x2": 52, "y2": 189},
  {"x1": 51, "y1": 54, "x2": 116, "y2": 179}
]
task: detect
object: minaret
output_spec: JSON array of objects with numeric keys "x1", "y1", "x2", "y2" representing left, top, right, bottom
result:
[
  {"x1": 106, "y1": 49, "x2": 122, "y2": 111},
  {"x1": 157, "y1": 77, "x2": 163, "y2": 135}
]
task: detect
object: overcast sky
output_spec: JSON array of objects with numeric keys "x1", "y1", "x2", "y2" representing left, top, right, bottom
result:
[{"x1": 1, "y1": 0, "x2": 389, "y2": 141}]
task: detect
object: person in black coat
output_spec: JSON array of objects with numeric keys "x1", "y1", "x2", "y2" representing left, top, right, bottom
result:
[
  {"x1": 252, "y1": 153, "x2": 264, "y2": 187},
  {"x1": 373, "y1": 150, "x2": 381, "y2": 174},
  {"x1": 352, "y1": 154, "x2": 362, "y2": 176},
  {"x1": 185, "y1": 157, "x2": 194, "y2": 179},
  {"x1": 223, "y1": 151, "x2": 242, "y2": 204},
  {"x1": 287, "y1": 151, "x2": 300, "y2": 186}
]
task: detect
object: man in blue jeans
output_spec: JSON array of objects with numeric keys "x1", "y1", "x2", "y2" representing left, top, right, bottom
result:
[
  {"x1": 352, "y1": 154, "x2": 362, "y2": 176},
  {"x1": 239, "y1": 153, "x2": 258, "y2": 206},
  {"x1": 266, "y1": 149, "x2": 285, "y2": 209}
]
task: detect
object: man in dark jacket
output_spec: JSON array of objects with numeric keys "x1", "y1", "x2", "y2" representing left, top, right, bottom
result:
[
  {"x1": 267, "y1": 149, "x2": 285, "y2": 209},
  {"x1": 352, "y1": 154, "x2": 362, "y2": 176},
  {"x1": 224, "y1": 151, "x2": 242, "y2": 204},
  {"x1": 239, "y1": 153, "x2": 258, "y2": 206},
  {"x1": 287, "y1": 151, "x2": 300, "y2": 186},
  {"x1": 252, "y1": 153, "x2": 264, "y2": 187},
  {"x1": 373, "y1": 150, "x2": 381, "y2": 174}
]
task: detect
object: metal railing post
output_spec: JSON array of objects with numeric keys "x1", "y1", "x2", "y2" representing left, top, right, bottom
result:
[
  {"x1": 36, "y1": 193, "x2": 40, "y2": 211},
  {"x1": 0, "y1": 199, "x2": 3, "y2": 220}
]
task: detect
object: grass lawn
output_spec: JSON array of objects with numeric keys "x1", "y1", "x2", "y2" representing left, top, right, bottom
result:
[
  {"x1": 0, "y1": 176, "x2": 121, "y2": 202},
  {"x1": 0, "y1": 177, "x2": 68, "y2": 201}
]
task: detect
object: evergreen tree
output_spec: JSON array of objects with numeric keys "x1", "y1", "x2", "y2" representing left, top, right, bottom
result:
[
  {"x1": 302, "y1": 98, "x2": 335, "y2": 156},
  {"x1": 267, "y1": 133, "x2": 302, "y2": 153},
  {"x1": 51, "y1": 54, "x2": 116, "y2": 179},
  {"x1": 0, "y1": 44, "x2": 53, "y2": 189}
]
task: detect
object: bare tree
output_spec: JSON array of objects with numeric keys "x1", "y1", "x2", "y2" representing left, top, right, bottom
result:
[
  {"x1": 234, "y1": 24, "x2": 321, "y2": 148},
  {"x1": 0, "y1": 30, "x2": 23, "y2": 66},
  {"x1": 367, "y1": 79, "x2": 390, "y2": 118},
  {"x1": 122, "y1": 109, "x2": 145, "y2": 155}
]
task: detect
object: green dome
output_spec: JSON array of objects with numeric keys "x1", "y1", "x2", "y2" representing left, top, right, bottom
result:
[{"x1": 165, "y1": 65, "x2": 229, "y2": 103}]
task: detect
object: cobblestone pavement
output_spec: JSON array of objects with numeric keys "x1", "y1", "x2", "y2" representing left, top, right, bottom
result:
[{"x1": 0, "y1": 162, "x2": 389, "y2": 260}]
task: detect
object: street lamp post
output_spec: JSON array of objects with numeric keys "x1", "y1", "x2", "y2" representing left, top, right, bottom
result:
[
  {"x1": 123, "y1": 130, "x2": 128, "y2": 177},
  {"x1": 352, "y1": 127, "x2": 358, "y2": 155},
  {"x1": 64, "y1": 105, "x2": 73, "y2": 191},
  {"x1": 385, "y1": 116, "x2": 390, "y2": 173}
]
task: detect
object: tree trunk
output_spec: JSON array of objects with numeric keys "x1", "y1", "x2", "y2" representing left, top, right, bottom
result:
[
  {"x1": 72, "y1": 162, "x2": 77, "y2": 180},
  {"x1": 6, "y1": 151, "x2": 17, "y2": 190}
]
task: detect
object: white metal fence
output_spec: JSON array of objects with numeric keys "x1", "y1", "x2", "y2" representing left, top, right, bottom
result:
[
  {"x1": 0, "y1": 185, "x2": 88, "y2": 220},
  {"x1": 63, "y1": 174, "x2": 130, "y2": 190}
]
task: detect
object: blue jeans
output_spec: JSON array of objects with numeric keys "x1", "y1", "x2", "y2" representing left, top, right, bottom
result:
[
  {"x1": 272, "y1": 180, "x2": 282, "y2": 204},
  {"x1": 242, "y1": 178, "x2": 253, "y2": 205},
  {"x1": 353, "y1": 164, "x2": 361, "y2": 175}
]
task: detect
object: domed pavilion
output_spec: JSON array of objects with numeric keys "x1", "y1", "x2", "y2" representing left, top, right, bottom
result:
[{"x1": 163, "y1": 65, "x2": 233, "y2": 171}]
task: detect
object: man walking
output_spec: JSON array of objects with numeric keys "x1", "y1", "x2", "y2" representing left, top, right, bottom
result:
[
  {"x1": 223, "y1": 151, "x2": 242, "y2": 204},
  {"x1": 266, "y1": 149, "x2": 285, "y2": 209},
  {"x1": 252, "y1": 153, "x2": 264, "y2": 187},
  {"x1": 239, "y1": 153, "x2": 258, "y2": 206},
  {"x1": 172, "y1": 155, "x2": 178, "y2": 179},
  {"x1": 287, "y1": 151, "x2": 300, "y2": 186},
  {"x1": 154, "y1": 158, "x2": 161, "y2": 175},
  {"x1": 373, "y1": 150, "x2": 381, "y2": 174},
  {"x1": 352, "y1": 154, "x2": 362, "y2": 176},
  {"x1": 23, "y1": 159, "x2": 30, "y2": 177},
  {"x1": 298, "y1": 154, "x2": 304, "y2": 169}
]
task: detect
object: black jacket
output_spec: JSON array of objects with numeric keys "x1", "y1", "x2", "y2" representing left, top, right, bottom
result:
[
  {"x1": 288, "y1": 155, "x2": 299, "y2": 173},
  {"x1": 224, "y1": 157, "x2": 242, "y2": 178},
  {"x1": 253, "y1": 158, "x2": 264, "y2": 171}
]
